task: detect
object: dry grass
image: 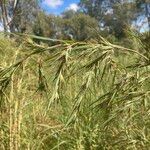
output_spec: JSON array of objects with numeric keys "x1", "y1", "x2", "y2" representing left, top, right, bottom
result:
[{"x1": 0, "y1": 32, "x2": 150, "y2": 149}]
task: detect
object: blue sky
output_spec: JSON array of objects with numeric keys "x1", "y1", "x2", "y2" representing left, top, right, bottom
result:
[{"x1": 41, "y1": 0, "x2": 80, "y2": 15}]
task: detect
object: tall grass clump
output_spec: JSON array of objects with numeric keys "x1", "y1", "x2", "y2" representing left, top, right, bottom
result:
[{"x1": 0, "y1": 32, "x2": 150, "y2": 150}]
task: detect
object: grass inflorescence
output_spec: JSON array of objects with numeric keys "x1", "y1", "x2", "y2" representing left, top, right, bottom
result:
[{"x1": 0, "y1": 32, "x2": 150, "y2": 150}]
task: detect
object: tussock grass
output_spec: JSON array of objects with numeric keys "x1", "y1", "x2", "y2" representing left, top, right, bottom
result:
[{"x1": 0, "y1": 32, "x2": 150, "y2": 149}]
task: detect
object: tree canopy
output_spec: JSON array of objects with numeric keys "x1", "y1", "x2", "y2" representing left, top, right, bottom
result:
[{"x1": 0, "y1": 0, "x2": 149, "y2": 40}]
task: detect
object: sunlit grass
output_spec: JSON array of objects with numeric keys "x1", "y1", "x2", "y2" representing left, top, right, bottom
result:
[{"x1": 0, "y1": 32, "x2": 150, "y2": 149}]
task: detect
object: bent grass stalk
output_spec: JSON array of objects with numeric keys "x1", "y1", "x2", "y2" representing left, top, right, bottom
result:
[{"x1": 0, "y1": 32, "x2": 149, "y2": 149}]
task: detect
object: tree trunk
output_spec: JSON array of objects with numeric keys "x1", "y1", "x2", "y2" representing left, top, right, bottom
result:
[
  {"x1": 9, "y1": 0, "x2": 20, "y2": 33},
  {"x1": 145, "y1": 1, "x2": 150, "y2": 31},
  {"x1": 0, "y1": 0, "x2": 8, "y2": 31}
]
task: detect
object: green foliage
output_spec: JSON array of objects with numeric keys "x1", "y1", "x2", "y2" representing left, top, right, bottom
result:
[
  {"x1": 33, "y1": 12, "x2": 56, "y2": 37},
  {"x1": 79, "y1": 0, "x2": 149, "y2": 38},
  {"x1": 0, "y1": 31, "x2": 150, "y2": 149},
  {"x1": 26, "y1": 10, "x2": 99, "y2": 41},
  {"x1": 79, "y1": 0, "x2": 105, "y2": 20},
  {"x1": 104, "y1": 1, "x2": 137, "y2": 38},
  {"x1": 1, "y1": 0, "x2": 149, "y2": 41},
  {"x1": 61, "y1": 12, "x2": 99, "y2": 41}
]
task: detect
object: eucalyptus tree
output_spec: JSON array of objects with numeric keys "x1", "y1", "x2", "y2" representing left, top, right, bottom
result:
[
  {"x1": 79, "y1": 0, "x2": 106, "y2": 20},
  {"x1": 135, "y1": 0, "x2": 150, "y2": 31},
  {"x1": 0, "y1": 0, "x2": 9, "y2": 31},
  {"x1": 104, "y1": 0, "x2": 137, "y2": 38},
  {"x1": 57, "y1": 11, "x2": 99, "y2": 41},
  {"x1": 0, "y1": 0, "x2": 40, "y2": 32},
  {"x1": 33, "y1": 12, "x2": 57, "y2": 38},
  {"x1": 79, "y1": 0, "x2": 147, "y2": 38}
]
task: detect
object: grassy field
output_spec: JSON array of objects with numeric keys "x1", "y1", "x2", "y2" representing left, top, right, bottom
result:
[{"x1": 0, "y1": 32, "x2": 150, "y2": 150}]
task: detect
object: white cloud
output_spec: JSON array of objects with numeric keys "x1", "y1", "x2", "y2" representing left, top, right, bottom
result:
[
  {"x1": 66, "y1": 3, "x2": 79, "y2": 12},
  {"x1": 43, "y1": 0, "x2": 64, "y2": 8}
]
